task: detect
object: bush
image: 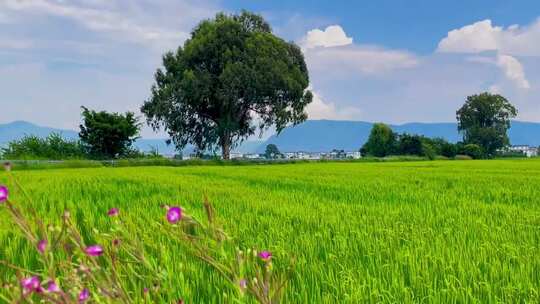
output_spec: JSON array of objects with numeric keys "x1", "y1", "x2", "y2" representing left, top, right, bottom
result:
[
  {"x1": 460, "y1": 144, "x2": 484, "y2": 159},
  {"x1": 1, "y1": 133, "x2": 85, "y2": 160},
  {"x1": 440, "y1": 142, "x2": 458, "y2": 158},
  {"x1": 455, "y1": 154, "x2": 473, "y2": 160},
  {"x1": 421, "y1": 142, "x2": 436, "y2": 160}
]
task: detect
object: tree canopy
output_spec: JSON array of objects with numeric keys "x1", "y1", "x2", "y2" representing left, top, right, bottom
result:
[
  {"x1": 360, "y1": 123, "x2": 397, "y2": 157},
  {"x1": 141, "y1": 11, "x2": 312, "y2": 159},
  {"x1": 456, "y1": 92, "x2": 517, "y2": 157},
  {"x1": 79, "y1": 107, "x2": 141, "y2": 159}
]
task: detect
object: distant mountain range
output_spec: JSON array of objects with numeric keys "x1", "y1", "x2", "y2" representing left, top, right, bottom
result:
[
  {"x1": 2, "y1": 120, "x2": 540, "y2": 155},
  {"x1": 259, "y1": 120, "x2": 540, "y2": 152},
  {"x1": 0, "y1": 121, "x2": 263, "y2": 155}
]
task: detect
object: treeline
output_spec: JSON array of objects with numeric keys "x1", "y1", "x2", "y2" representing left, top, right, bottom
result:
[
  {"x1": 1, "y1": 107, "x2": 159, "y2": 160},
  {"x1": 360, "y1": 123, "x2": 484, "y2": 159}
]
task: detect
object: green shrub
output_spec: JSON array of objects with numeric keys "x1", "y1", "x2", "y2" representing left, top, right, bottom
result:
[{"x1": 1, "y1": 133, "x2": 85, "y2": 160}]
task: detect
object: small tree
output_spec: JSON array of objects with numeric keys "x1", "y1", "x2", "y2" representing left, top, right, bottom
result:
[
  {"x1": 79, "y1": 107, "x2": 141, "y2": 159},
  {"x1": 264, "y1": 144, "x2": 282, "y2": 159},
  {"x1": 361, "y1": 123, "x2": 396, "y2": 157},
  {"x1": 141, "y1": 11, "x2": 312, "y2": 159},
  {"x1": 456, "y1": 92, "x2": 517, "y2": 157}
]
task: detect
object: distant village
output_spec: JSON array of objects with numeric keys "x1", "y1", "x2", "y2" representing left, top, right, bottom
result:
[{"x1": 179, "y1": 145, "x2": 538, "y2": 160}]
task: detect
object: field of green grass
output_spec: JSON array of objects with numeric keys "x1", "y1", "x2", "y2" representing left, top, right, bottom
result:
[{"x1": 1, "y1": 159, "x2": 540, "y2": 303}]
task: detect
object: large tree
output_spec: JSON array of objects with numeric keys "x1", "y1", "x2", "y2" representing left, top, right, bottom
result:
[
  {"x1": 141, "y1": 11, "x2": 312, "y2": 159},
  {"x1": 456, "y1": 93, "x2": 517, "y2": 157},
  {"x1": 360, "y1": 123, "x2": 397, "y2": 157},
  {"x1": 79, "y1": 107, "x2": 141, "y2": 159}
]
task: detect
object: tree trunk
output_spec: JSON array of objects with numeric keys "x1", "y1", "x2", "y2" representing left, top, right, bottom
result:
[{"x1": 221, "y1": 136, "x2": 231, "y2": 160}]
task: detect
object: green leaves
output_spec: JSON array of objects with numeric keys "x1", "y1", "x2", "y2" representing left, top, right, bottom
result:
[
  {"x1": 141, "y1": 11, "x2": 312, "y2": 159},
  {"x1": 79, "y1": 107, "x2": 141, "y2": 159},
  {"x1": 456, "y1": 92, "x2": 517, "y2": 157}
]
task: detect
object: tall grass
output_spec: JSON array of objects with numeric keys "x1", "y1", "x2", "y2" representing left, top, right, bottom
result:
[{"x1": 1, "y1": 159, "x2": 539, "y2": 302}]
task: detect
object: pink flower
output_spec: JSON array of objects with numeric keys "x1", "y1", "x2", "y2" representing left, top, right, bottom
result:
[
  {"x1": 166, "y1": 206, "x2": 182, "y2": 224},
  {"x1": 85, "y1": 245, "x2": 104, "y2": 256},
  {"x1": 21, "y1": 276, "x2": 41, "y2": 293},
  {"x1": 259, "y1": 251, "x2": 272, "y2": 261},
  {"x1": 46, "y1": 281, "x2": 60, "y2": 293},
  {"x1": 79, "y1": 288, "x2": 90, "y2": 302},
  {"x1": 37, "y1": 239, "x2": 47, "y2": 254},
  {"x1": 107, "y1": 208, "x2": 119, "y2": 217},
  {"x1": 0, "y1": 185, "x2": 8, "y2": 203},
  {"x1": 239, "y1": 279, "x2": 247, "y2": 290}
]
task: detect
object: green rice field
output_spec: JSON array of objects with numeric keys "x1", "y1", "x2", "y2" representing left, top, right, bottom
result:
[{"x1": 1, "y1": 159, "x2": 540, "y2": 303}]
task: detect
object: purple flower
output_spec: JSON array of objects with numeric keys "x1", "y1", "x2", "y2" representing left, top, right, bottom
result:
[
  {"x1": 107, "y1": 208, "x2": 119, "y2": 217},
  {"x1": 37, "y1": 239, "x2": 47, "y2": 254},
  {"x1": 78, "y1": 288, "x2": 90, "y2": 302},
  {"x1": 239, "y1": 279, "x2": 247, "y2": 290},
  {"x1": 166, "y1": 206, "x2": 182, "y2": 224},
  {"x1": 259, "y1": 250, "x2": 272, "y2": 261},
  {"x1": 85, "y1": 245, "x2": 104, "y2": 257},
  {"x1": 143, "y1": 287, "x2": 149, "y2": 294},
  {"x1": 0, "y1": 185, "x2": 8, "y2": 203},
  {"x1": 46, "y1": 281, "x2": 60, "y2": 293},
  {"x1": 21, "y1": 276, "x2": 41, "y2": 293}
]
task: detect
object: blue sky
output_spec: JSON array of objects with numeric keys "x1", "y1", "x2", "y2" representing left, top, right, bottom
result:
[{"x1": 1, "y1": 0, "x2": 539, "y2": 138}]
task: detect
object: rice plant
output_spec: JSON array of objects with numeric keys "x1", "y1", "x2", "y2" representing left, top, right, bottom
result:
[{"x1": 1, "y1": 159, "x2": 539, "y2": 303}]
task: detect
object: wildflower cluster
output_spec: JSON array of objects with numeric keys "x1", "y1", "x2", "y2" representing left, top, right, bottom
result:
[{"x1": 0, "y1": 162, "x2": 293, "y2": 303}]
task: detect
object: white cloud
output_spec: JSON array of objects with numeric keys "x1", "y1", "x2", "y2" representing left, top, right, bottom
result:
[
  {"x1": 438, "y1": 19, "x2": 540, "y2": 90},
  {"x1": 306, "y1": 89, "x2": 362, "y2": 120},
  {"x1": 301, "y1": 25, "x2": 353, "y2": 49},
  {"x1": 300, "y1": 24, "x2": 417, "y2": 75},
  {"x1": 437, "y1": 18, "x2": 540, "y2": 56},
  {"x1": 306, "y1": 45, "x2": 418, "y2": 75},
  {"x1": 496, "y1": 54, "x2": 530, "y2": 89},
  {"x1": 465, "y1": 54, "x2": 531, "y2": 89},
  {"x1": 0, "y1": 0, "x2": 215, "y2": 50}
]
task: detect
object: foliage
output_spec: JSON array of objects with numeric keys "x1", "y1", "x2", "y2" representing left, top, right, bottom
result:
[
  {"x1": 0, "y1": 133, "x2": 85, "y2": 160},
  {"x1": 363, "y1": 127, "x2": 457, "y2": 159},
  {"x1": 1, "y1": 160, "x2": 539, "y2": 302},
  {"x1": 439, "y1": 141, "x2": 458, "y2": 158},
  {"x1": 360, "y1": 123, "x2": 397, "y2": 157},
  {"x1": 0, "y1": 166, "x2": 293, "y2": 303},
  {"x1": 264, "y1": 144, "x2": 282, "y2": 159},
  {"x1": 456, "y1": 92, "x2": 517, "y2": 157},
  {"x1": 141, "y1": 11, "x2": 312, "y2": 159},
  {"x1": 79, "y1": 107, "x2": 141, "y2": 159},
  {"x1": 458, "y1": 143, "x2": 484, "y2": 159}
]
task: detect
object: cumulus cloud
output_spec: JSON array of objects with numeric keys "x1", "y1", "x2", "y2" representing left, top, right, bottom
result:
[
  {"x1": 438, "y1": 19, "x2": 539, "y2": 90},
  {"x1": 306, "y1": 89, "x2": 362, "y2": 120},
  {"x1": 437, "y1": 18, "x2": 540, "y2": 56},
  {"x1": 496, "y1": 54, "x2": 530, "y2": 89},
  {"x1": 301, "y1": 25, "x2": 418, "y2": 75},
  {"x1": 300, "y1": 25, "x2": 353, "y2": 49},
  {"x1": 465, "y1": 53, "x2": 531, "y2": 89}
]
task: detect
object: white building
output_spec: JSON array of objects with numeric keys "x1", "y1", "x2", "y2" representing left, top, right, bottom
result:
[
  {"x1": 508, "y1": 145, "x2": 538, "y2": 157},
  {"x1": 346, "y1": 151, "x2": 362, "y2": 159},
  {"x1": 230, "y1": 152, "x2": 244, "y2": 159}
]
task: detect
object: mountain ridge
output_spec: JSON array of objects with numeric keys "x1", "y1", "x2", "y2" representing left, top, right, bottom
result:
[{"x1": 2, "y1": 120, "x2": 540, "y2": 154}]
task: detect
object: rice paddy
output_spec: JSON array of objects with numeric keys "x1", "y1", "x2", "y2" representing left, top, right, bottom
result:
[{"x1": 1, "y1": 159, "x2": 539, "y2": 303}]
